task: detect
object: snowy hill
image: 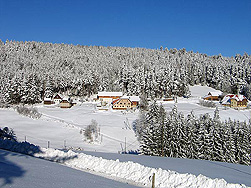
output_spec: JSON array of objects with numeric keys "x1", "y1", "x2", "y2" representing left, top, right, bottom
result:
[{"x1": 189, "y1": 85, "x2": 222, "y2": 98}]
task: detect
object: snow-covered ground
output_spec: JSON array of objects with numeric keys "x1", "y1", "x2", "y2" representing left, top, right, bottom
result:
[
  {"x1": 32, "y1": 147, "x2": 249, "y2": 187},
  {"x1": 1, "y1": 86, "x2": 250, "y2": 154},
  {"x1": 1, "y1": 85, "x2": 251, "y2": 187},
  {"x1": 0, "y1": 149, "x2": 140, "y2": 188},
  {"x1": 161, "y1": 85, "x2": 251, "y2": 121},
  {"x1": 0, "y1": 104, "x2": 139, "y2": 153},
  {"x1": 82, "y1": 151, "x2": 251, "y2": 187}
]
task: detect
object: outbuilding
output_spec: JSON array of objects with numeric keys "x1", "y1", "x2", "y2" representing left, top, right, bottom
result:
[{"x1": 60, "y1": 98, "x2": 73, "y2": 108}]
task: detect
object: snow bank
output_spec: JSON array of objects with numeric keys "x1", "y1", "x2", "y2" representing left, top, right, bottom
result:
[
  {"x1": 0, "y1": 139, "x2": 41, "y2": 155},
  {"x1": 35, "y1": 148, "x2": 249, "y2": 188}
]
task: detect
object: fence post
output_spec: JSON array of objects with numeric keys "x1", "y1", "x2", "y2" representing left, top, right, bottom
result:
[
  {"x1": 47, "y1": 141, "x2": 50, "y2": 148},
  {"x1": 125, "y1": 137, "x2": 126, "y2": 153},
  {"x1": 152, "y1": 173, "x2": 155, "y2": 188},
  {"x1": 64, "y1": 140, "x2": 66, "y2": 149},
  {"x1": 25, "y1": 136, "x2": 27, "y2": 142}
]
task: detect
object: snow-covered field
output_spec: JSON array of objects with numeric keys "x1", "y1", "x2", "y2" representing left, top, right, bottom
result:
[
  {"x1": 0, "y1": 85, "x2": 251, "y2": 187},
  {"x1": 0, "y1": 104, "x2": 139, "y2": 153},
  {"x1": 162, "y1": 85, "x2": 251, "y2": 121}
]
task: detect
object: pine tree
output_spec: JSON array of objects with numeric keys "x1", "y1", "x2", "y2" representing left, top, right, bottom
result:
[{"x1": 140, "y1": 101, "x2": 160, "y2": 155}]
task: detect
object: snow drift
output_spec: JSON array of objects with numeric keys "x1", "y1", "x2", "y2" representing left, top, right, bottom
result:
[{"x1": 35, "y1": 148, "x2": 249, "y2": 188}]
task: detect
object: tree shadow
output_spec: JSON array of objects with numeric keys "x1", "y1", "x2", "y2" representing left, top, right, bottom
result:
[
  {"x1": 0, "y1": 139, "x2": 43, "y2": 187},
  {"x1": 0, "y1": 150, "x2": 26, "y2": 187}
]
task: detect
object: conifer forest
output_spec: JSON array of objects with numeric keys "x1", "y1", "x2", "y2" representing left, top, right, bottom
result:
[
  {"x1": 0, "y1": 40, "x2": 251, "y2": 104},
  {"x1": 1, "y1": 40, "x2": 251, "y2": 165},
  {"x1": 136, "y1": 103, "x2": 251, "y2": 165}
]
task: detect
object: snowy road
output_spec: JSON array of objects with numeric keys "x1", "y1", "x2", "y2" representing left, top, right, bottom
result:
[
  {"x1": 82, "y1": 151, "x2": 251, "y2": 187},
  {"x1": 0, "y1": 149, "x2": 141, "y2": 188}
]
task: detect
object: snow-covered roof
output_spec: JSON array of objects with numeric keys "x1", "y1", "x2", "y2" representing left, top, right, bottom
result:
[
  {"x1": 61, "y1": 97, "x2": 71, "y2": 102},
  {"x1": 112, "y1": 98, "x2": 120, "y2": 104},
  {"x1": 120, "y1": 96, "x2": 140, "y2": 102},
  {"x1": 208, "y1": 91, "x2": 222, "y2": 96},
  {"x1": 44, "y1": 97, "x2": 52, "y2": 101},
  {"x1": 222, "y1": 94, "x2": 247, "y2": 104},
  {"x1": 53, "y1": 94, "x2": 62, "y2": 99},
  {"x1": 98, "y1": 92, "x2": 123, "y2": 97}
]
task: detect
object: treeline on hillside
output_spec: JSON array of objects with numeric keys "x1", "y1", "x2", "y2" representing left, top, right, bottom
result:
[
  {"x1": 135, "y1": 103, "x2": 251, "y2": 165},
  {"x1": 0, "y1": 40, "x2": 251, "y2": 104}
]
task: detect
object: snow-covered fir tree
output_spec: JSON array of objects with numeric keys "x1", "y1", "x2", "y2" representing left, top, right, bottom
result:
[
  {"x1": 138, "y1": 104, "x2": 251, "y2": 165},
  {"x1": 0, "y1": 40, "x2": 250, "y2": 104}
]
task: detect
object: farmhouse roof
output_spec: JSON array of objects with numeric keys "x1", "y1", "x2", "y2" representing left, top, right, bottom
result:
[
  {"x1": 221, "y1": 94, "x2": 247, "y2": 104},
  {"x1": 98, "y1": 92, "x2": 123, "y2": 97},
  {"x1": 120, "y1": 96, "x2": 140, "y2": 102},
  {"x1": 61, "y1": 97, "x2": 71, "y2": 103},
  {"x1": 112, "y1": 98, "x2": 120, "y2": 105},
  {"x1": 54, "y1": 94, "x2": 62, "y2": 99},
  {"x1": 208, "y1": 91, "x2": 222, "y2": 96}
]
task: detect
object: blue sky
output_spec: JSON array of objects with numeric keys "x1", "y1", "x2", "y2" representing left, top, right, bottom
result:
[{"x1": 0, "y1": 0, "x2": 250, "y2": 57}]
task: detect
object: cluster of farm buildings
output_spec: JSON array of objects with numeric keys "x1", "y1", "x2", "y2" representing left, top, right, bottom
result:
[
  {"x1": 43, "y1": 92, "x2": 140, "y2": 110},
  {"x1": 43, "y1": 90, "x2": 249, "y2": 110},
  {"x1": 44, "y1": 94, "x2": 76, "y2": 108},
  {"x1": 203, "y1": 91, "x2": 248, "y2": 108},
  {"x1": 96, "y1": 92, "x2": 140, "y2": 110}
]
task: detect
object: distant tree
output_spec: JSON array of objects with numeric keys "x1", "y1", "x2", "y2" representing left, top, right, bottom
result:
[{"x1": 84, "y1": 120, "x2": 99, "y2": 142}]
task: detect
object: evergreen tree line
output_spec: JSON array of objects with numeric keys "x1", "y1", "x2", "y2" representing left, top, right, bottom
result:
[
  {"x1": 137, "y1": 102, "x2": 251, "y2": 165},
  {"x1": 0, "y1": 40, "x2": 251, "y2": 104}
]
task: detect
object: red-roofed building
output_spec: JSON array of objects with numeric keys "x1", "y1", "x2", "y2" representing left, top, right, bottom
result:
[{"x1": 221, "y1": 94, "x2": 248, "y2": 108}]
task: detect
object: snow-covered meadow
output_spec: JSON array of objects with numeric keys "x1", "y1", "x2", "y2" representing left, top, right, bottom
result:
[
  {"x1": 1, "y1": 85, "x2": 251, "y2": 187},
  {"x1": 162, "y1": 85, "x2": 251, "y2": 121},
  {"x1": 0, "y1": 104, "x2": 139, "y2": 153},
  {"x1": 1, "y1": 85, "x2": 250, "y2": 153}
]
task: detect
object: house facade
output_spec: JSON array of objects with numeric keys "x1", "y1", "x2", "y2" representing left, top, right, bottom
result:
[
  {"x1": 221, "y1": 94, "x2": 248, "y2": 108},
  {"x1": 112, "y1": 98, "x2": 132, "y2": 110},
  {"x1": 60, "y1": 98, "x2": 72, "y2": 108},
  {"x1": 203, "y1": 91, "x2": 222, "y2": 101},
  {"x1": 44, "y1": 97, "x2": 53, "y2": 105},
  {"x1": 112, "y1": 96, "x2": 140, "y2": 110},
  {"x1": 53, "y1": 94, "x2": 62, "y2": 104},
  {"x1": 128, "y1": 96, "x2": 140, "y2": 108}
]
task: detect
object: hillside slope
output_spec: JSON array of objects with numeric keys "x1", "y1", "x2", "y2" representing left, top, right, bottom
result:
[{"x1": 0, "y1": 149, "x2": 140, "y2": 188}]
